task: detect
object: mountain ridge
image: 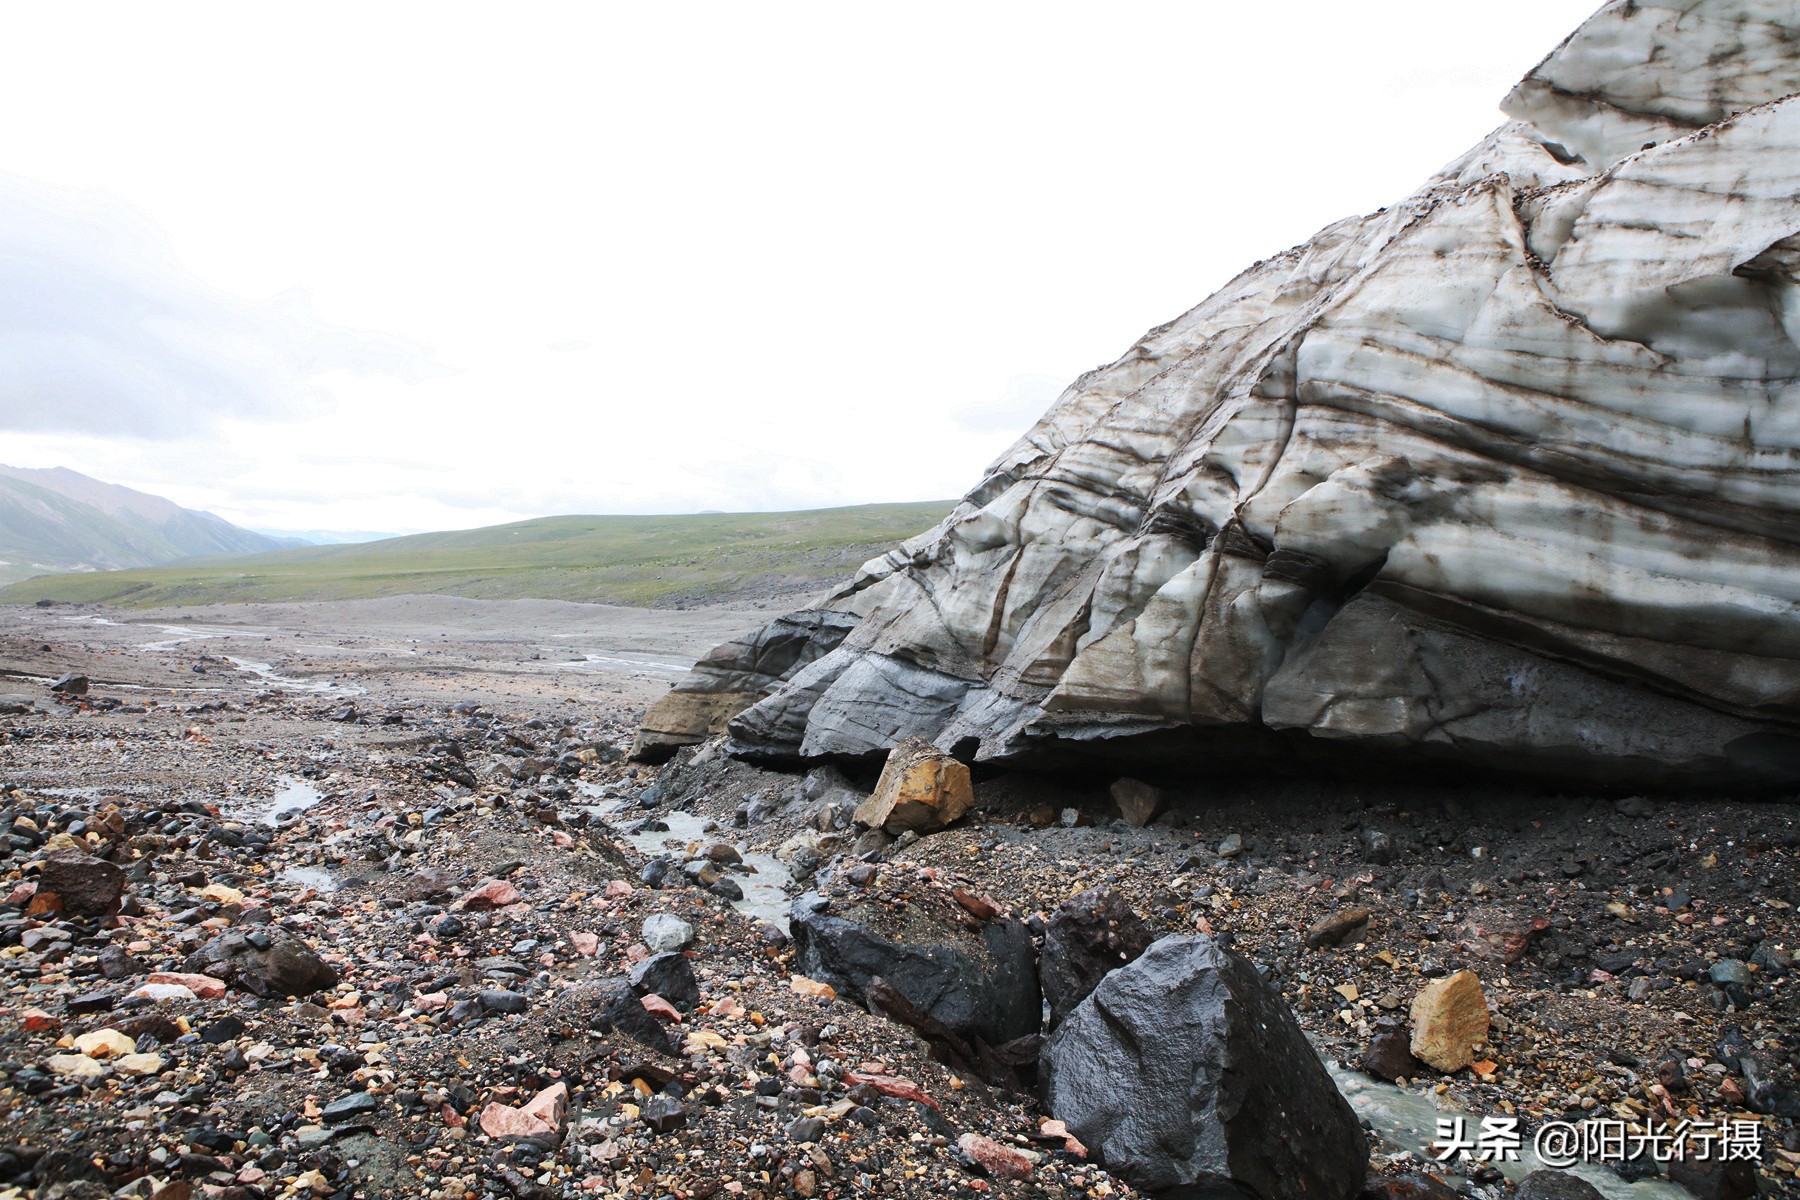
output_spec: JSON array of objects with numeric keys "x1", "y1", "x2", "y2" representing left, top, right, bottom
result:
[{"x1": 0, "y1": 464, "x2": 291, "y2": 584}]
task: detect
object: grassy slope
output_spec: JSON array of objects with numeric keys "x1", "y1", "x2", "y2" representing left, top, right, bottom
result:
[{"x1": 0, "y1": 501, "x2": 952, "y2": 609}]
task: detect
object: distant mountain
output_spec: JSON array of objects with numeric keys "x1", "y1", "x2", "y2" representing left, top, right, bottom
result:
[{"x1": 0, "y1": 465, "x2": 289, "y2": 584}]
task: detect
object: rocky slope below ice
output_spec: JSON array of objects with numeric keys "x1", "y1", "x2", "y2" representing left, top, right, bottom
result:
[{"x1": 643, "y1": 0, "x2": 1800, "y2": 788}]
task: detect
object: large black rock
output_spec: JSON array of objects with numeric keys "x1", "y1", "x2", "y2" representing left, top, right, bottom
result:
[
  {"x1": 789, "y1": 890, "x2": 1040, "y2": 1046},
  {"x1": 1042, "y1": 935, "x2": 1366, "y2": 1200},
  {"x1": 1039, "y1": 885, "x2": 1153, "y2": 1028},
  {"x1": 629, "y1": 952, "x2": 700, "y2": 1012},
  {"x1": 184, "y1": 928, "x2": 339, "y2": 998}
]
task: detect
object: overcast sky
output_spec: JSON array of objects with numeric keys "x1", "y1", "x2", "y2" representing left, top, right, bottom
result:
[{"x1": 0, "y1": 2, "x2": 1599, "y2": 536}]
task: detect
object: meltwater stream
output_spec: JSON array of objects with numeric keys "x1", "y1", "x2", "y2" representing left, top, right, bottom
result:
[
  {"x1": 1328, "y1": 1066, "x2": 1691, "y2": 1199},
  {"x1": 58, "y1": 617, "x2": 363, "y2": 694}
]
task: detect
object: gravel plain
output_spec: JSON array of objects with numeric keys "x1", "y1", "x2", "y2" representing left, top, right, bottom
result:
[{"x1": 0, "y1": 597, "x2": 1795, "y2": 1200}]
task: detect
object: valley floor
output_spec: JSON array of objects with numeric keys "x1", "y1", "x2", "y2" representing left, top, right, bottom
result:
[{"x1": 0, "y1": 599, "x2": 1794, "y2": 1199}]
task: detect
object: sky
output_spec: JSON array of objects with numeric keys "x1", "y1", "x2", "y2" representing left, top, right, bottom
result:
[{"x1": 0, "y1": 1, "x2": 1601, "y2": 537}]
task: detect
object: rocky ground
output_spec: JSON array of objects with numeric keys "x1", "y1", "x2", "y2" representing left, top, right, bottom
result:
[{"x1": 0, "y1": 599, "x2": 1796, "y2": 1200}]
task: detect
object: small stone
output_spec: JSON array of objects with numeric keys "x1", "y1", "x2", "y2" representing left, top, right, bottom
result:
[
  {"x1": 787, "y1": 1116, "x2": 827, "y2": 1143},
  {"x1": 39, "y1": 850, "x2": 126, "y2": 918},
  {"x1": 457, "y1": 879, "x2": 521, "y2": 911},
  {"x1": 1515, "y1": 1170, "x2": 1606, "y2": 1200},
  {"x1": 639, "y1": 994, "x2": 683, "y2": 1022},
  {"x1": 479, "y1": 988, "x2": 529, "y2": 1015},
  {"x1": 1359, "y1": 828, "x2": 1395, "y2": 865},
  {"x1": 1304, "y1": 907, "x2": 1371, "y2": 949},
  {"x1": 146, "y1": 971, "x2": 228, "y2": 999},
  {"x1": 21, "y1": 1009, "x2": 60, "y2": 1034},
  {"x1": 72, "y1": 1029, "x2": 135, "y2": 1059},
  {"x1": 112, "y1": 1052, "x2": 166, "y2": 1077},
  {"x1": 126, "y1": 983, "x2": 198, "y2": 1003},
  {"x1": 790, "y1": 975, "x2": 837, "y2": 1000},
  {"x1": 958, "y1": 1132, "x2": 1037, "y2": 1182},
  {"x1": 45, "y1": 1053, "x2": 105, "y2": 1079},
  {"x1": 321, "y1": 1091, "x2": 380, "y2": 1124},
  {"x1": 641, "y1": 914, "x2": 695, "y2": 953},
  {"x1": 1666, "y1": 1156, "x2": 1758, "y2": 1200},
  {"x1": 1217, "y1": 833, "x2": 1243, "y2": 858},
  {"x1": 640, "y1": 1093, "x2": 687, "y2": 1134},
  {"x1": 1361, "y1": 1029, "x2": 1426, "y2": 1082},
  {"x1": 201, "y1": 1016, "x2": 247, "y2": 1043},
  {"x1": 183, "y1": 927, "x2": 338, "y2": 998},
  {"x1": 48, "y1": 672, "x2": 88, "y2": 695},
  {"x1": 478, "y1": 1082, "x2": 567, "y2": 1144},
  {"x1": 630, "y1": 952, "x2": 700, "y2": 1011},
  {"x1": 1109, "y1": 778, "x2": 1164, "y2": 828},
  {"x1": 1409, "y1": 970, "x2": 1489, "y2": 1072},
  {"x1": 853, "y1": 736, "x2": 973, "y2": 834}
]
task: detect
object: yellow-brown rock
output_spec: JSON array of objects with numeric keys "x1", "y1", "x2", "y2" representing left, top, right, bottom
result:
[
  {"x1": 630, "y1": 691, "x2": 754, "y2": 762},
  {"x1": 854, "y1": 737, "x2": 973, "y2": 833},
  {"x1": 1409, "y1": 970, "x2": 1489, "y2": 1072}
]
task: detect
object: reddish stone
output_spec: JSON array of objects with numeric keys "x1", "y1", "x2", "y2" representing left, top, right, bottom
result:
[
  {"x1": 958, "y1": 1133, "x2": 1035, "y2": 1182},
  {"x1": 478, "y1": 1082, "x2": 567, "y2": 1143},
  {"x1": 457, "y1": 879, "x2": 521, "y2": 911},
  {"x1": 843, "y1": 1070, "x2": 939, "y2": 1111},
  {"x1": 21, "y1": 1008, "x2": 59, "y2": 1033},
  {"x1": 639, "y1": 994, "x2": 682, "y2": 1023},
  {"x1": 148, "y1": 971, "x2": 227, "y2": 1000},
  {"x1": 952, "y1": 888, "x2": 1000, "y2": 922}
]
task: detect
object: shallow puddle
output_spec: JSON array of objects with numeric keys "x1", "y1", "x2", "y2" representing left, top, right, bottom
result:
[
  {"x1": 258, "y1": 776, "x2": 325, "y2": 826},
  {"x1": 278, "y1": 864, "x2": 339, "y2": 893},
  {"x1": 583, "y1": 792, "x2": 795, "y2": 930}
]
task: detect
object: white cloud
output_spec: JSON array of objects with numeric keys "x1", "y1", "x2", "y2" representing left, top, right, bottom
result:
[
  {"x1": 0, "y1": 1, "x2": 1601, "y2": 532},
  {"x1": 0, "y1": 179, "x2": 432, "y2": 440}
]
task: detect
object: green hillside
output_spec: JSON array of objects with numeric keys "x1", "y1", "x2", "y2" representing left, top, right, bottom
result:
[{"x1": 0, "y1": 501, "x2": 952, "y2": 609}]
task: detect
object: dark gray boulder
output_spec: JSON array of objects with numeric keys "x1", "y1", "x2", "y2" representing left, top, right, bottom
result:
[
  {"x1": 183, "y1": 928, "x2": 339, "y2": 998},
  {"x1": 1039, "y1": 885, "x2": 1153, "y2": 1028},
  {"x1": 789, "y1": 890, "x2": 1039, "y2": 1046},
  {"x1": 39, "y1": 850, "x2": 126, "y2": 918},
  {"x1": 1042, "y1": 935, "x2": 1366, "y2": 1200},
  {"x1": 629, "y1": 952, "x2": 700, "y2": 1012},
  {"x1": 591, "y1": 980, "x2": 676, "y2": 1055}
]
